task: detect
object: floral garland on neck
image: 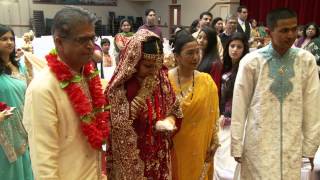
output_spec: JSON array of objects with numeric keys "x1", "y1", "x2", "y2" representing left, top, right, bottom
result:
[
  {"x1": 0, "y1": 102, "x2": 10, "y2": 111},
  {"x1": 45, "y1": 49, "x2": 110, "y2": 150}
]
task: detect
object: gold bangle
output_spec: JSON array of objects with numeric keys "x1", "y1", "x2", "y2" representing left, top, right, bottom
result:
[
  {"x1": 131, "y1": 99, "x2": 142, "y2": 109},
  {"x1": 130, "y1": 98, "x2": 144, "y2": 120}
]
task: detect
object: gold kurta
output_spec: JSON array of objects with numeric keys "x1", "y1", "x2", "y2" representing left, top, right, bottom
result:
[
  {"x1": 169, "y1": 71, "x2": 219, "y2": 180},
  {"x1": 23, "y1": 68, "x2": 102, "y2": 180}
]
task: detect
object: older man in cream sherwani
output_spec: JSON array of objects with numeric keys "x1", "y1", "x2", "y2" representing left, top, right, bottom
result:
[{"x1": 23, "y1": 7, "x2": 107, "y2": 180}]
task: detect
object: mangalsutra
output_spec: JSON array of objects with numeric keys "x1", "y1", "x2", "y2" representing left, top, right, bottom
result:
[{"x1": 177, "y1": 69, "x2": 195, "y2": 100}]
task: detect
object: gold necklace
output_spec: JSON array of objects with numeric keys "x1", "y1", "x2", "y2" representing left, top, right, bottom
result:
[
  {"x1": 5, "y1": 61, "x2": 19, "y2": 74},
  {"x1": 177, "y1": 69, "x2": 195, "y2": 100}
]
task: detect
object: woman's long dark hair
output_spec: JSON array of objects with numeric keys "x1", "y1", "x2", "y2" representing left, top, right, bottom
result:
[
  {"x1": 197, "y1": 26, "x2": 219, "y2": 73},
  {"x1": 212, "y1": 17, "x2": 223, "y2": 34},
  {"x1": 0, "y1": 24, "x2": 18, "y2": 75},
  {"x1": 222, "y1": 32, "x2": 249, "y2": 74},
  {"x1": 220, "y1": 32, "x2": 249, "y2": 114}
]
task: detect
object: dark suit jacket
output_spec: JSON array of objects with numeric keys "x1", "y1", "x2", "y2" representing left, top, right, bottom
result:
[{"x1": 237, "y1": 20, "x2": 251, "y2": 40}]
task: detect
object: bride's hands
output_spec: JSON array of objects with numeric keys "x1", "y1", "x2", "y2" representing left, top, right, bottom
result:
[
  {"x1": 131, "y1": 76, "x2": 158, "y2": 120},
  {"x1": 155, "y1": 116, "x2": 176, "y2": 132},
  {"x1": 137, "y1": 76, "x2": 158, "y2": 99}
]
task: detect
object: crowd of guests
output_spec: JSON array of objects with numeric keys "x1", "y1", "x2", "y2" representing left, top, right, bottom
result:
[
  {"x1": 0, "y1": 5, "x2": 320, "y2": 180},
  {"x1": 294, "y1": 22, "x2": 320, "y2": 67}
]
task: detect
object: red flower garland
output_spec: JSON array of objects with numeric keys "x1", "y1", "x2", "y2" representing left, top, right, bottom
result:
[{"x1": 46, "y1": 51, "x2": 110, "y2": 150}]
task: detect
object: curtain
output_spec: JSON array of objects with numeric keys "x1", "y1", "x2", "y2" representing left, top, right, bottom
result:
[{"x1": 240, "y1": 0, "x2": 320, "y2": 26}]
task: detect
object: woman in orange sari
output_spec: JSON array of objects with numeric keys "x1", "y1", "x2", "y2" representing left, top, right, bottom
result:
[{"x1": 105, "y1": 29, "x2": 182, "y2": 180}]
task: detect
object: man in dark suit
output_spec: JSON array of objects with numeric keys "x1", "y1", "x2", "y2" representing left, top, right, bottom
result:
[{"x1": 237, "y1": 5, "x2": 251, "y2": 41}]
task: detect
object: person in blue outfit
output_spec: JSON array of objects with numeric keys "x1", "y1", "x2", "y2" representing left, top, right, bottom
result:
[{"x1": 0, "y1": 24, "x2": 34, "y2": 180}]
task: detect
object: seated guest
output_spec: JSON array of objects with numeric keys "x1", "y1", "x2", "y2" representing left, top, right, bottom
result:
[
  {"x1": 249, "y1": 19, "x2": 263, "y2": 48},
  {"x1": 21, "y1": 31, "x2": 35, "y2": 80},
  {"x1": 257, "y1": 21, "x2": 268, "y2": 38},
  {"x1": 293, "y1": 25, "x2": 304, "y2": 46},
  {"x1": 21, "y1": 31, "x2": 34, "y2": 53},
  {"x1": 300, "y1": 23, "x2": 320, "y2": 73},
  {"x1": 295, "y1": 22, "x2": 319, "y2": 49}
]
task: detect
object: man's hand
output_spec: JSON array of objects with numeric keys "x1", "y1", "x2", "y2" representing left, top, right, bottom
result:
[
  {"x1": 309, "y1": 157, "x2": 314, "y2": 171},
  {"x1": 302, "y1": 156, "x2": 315, "y2": 171},
  {"x1": 234, "y1": 157, "x2": 242, "y2": 163}
]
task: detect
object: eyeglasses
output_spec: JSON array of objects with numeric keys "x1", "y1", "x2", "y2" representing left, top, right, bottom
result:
[{"x1": 63, "y1": 35, "x2": 98, "y2": 45}]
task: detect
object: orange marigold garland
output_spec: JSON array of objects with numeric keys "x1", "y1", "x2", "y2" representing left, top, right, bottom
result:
[{"x1": 46, "y1": 49, "x2": 110, "y2": 150}]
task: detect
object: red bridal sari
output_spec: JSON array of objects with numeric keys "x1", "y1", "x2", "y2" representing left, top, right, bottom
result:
[{"x1": 105, "y1": 29, "x2": 182, "y2": 180}]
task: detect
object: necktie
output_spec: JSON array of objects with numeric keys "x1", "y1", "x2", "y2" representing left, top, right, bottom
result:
[{"x1": 241, "y1": 22, "x2": 246, "y2": 31}]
